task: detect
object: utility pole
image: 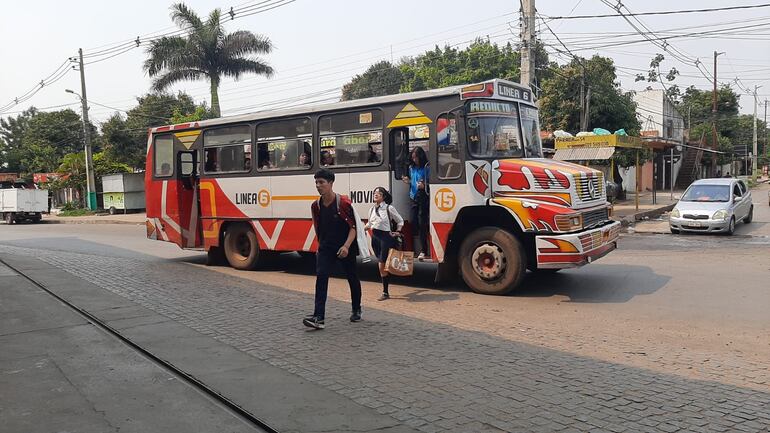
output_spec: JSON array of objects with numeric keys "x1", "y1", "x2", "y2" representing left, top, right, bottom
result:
[
  {"x1": 764, "y1": 99, "x2": 768, "y2": 160},
  {"x1": 711, "y1": 51, "x2": 724, "y2": 177},
  {"x1": 583, "y1": 86, "x2": 592, "y2": 131},
  {"x1": 520, "y1": 0, "x2": 535, "y2": 89},
  {"x1": 752, "y1": 85, "x2": 761, "y2": 182},
  {"x1": 77, "y1": 48, "x2": 96, "y2": 211}
]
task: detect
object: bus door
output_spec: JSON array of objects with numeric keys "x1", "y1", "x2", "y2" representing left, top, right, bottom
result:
[
  {"x1": 175, "y1": 149, "x2": 202, "y2": 248},
  {"x1": 388, "y1": 125, "x2": 431, "y2": 251}
]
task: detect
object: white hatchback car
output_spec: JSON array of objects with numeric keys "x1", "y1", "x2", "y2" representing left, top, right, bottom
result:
[{"x1": 669, "y1": 178, "x2": 753, "y2": 235}]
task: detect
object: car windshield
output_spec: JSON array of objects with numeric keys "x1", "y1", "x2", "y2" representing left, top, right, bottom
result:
[
  {"x1": 465, "y1": 101, "x2": 523, "y2": 159},
  {"x1": 681, "y1": 184, "x2": 730, "y2": 202}
]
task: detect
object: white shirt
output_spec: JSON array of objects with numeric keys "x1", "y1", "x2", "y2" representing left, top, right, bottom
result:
[{"x1": 365, "y1": 202, "x2": 404, "y2": 232}]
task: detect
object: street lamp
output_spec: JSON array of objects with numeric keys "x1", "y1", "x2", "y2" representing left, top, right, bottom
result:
[{"x1": 65, "y1": 89, "x2": 96, "y2": 210}]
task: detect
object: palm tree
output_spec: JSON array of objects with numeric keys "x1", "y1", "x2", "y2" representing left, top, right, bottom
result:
[{"x1": 144, "y1": 3, "x2": 274, "y2": 117}]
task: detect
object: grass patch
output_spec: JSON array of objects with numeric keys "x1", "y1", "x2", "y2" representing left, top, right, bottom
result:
[{"x1": 58, "y1": 209, "x2": 96, "y2": 217}]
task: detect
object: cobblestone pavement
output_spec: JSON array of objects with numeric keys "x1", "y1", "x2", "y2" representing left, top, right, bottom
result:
[{"x1": 2, "y1": 244, "x2": 769, "y2": 433}]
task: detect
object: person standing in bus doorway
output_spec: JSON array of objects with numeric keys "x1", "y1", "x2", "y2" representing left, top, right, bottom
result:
[
  {"x1": 402, "y1": 146, "x2": 430, "y2": 260},
  {"x1": 303, "y1": 169, "x2": 363, "y2": 330},
  {"x1": 365, "y1": 187, "x2": 404, "y2": 301}
]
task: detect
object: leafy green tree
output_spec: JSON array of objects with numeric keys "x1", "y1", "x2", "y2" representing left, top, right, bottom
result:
[
  {"x1": 341, "y1": 61, "x2": 403, "y2": 101},
  {"x1": 102, "y1": 92, "x2": 206, "y2": 169},
  {"x1": 399, "y1": 40, "x2": 524, "y2": 92},
  {"x1": 0, "y1": 107, "x2": 37, "y2": 172},
  {"x1": 11, "y1": 109, "x2": 98, "y2": 173},
  {"x1": 539, "y1": 55, "x2": 640, "y2": 136},
  {"x1": 144, "y1": 2, "x2": 274, "y2": 117},
  {"x1": 339, "y1": 40, "x2": 552, "y2": 100}
]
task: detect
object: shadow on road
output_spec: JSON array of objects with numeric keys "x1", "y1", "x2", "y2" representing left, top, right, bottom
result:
[{"x1": 517, "y1": 264, "x2": 670, "y2": 303}]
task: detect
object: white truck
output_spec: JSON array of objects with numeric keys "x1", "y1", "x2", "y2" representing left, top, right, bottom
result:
[{"x1": 1, "y1": 182, "x2": 49, "y2": 224}]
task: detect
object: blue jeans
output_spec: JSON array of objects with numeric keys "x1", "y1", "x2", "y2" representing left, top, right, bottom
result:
[{"x1": 313, "y1": 247, "x2": 361, "y2": 320}]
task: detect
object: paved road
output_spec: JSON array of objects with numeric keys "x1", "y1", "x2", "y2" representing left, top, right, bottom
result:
[{"x1": 1, "y1": 186, "x2": 769, "y2": 432}]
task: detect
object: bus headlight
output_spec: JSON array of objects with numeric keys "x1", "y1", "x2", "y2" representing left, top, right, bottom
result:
[{"x1": 712, "y1": 210, "x2": 728, "y2": 221}]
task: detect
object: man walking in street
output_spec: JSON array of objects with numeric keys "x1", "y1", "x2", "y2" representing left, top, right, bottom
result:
[{"x1": 303, "y1": 169, "x2": 362, "y2": 329}]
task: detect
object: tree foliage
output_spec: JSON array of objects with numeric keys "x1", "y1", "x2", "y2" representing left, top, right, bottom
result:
[
  {"x1": 340, "y1": 40, "x2": 552, "y2": 101},
  {"x1": 144, "y1": 2, "x2": 274, "y2": 117},
  {"x1": 341, "y1": 61, "x2": 402, "y2": 101},
  {"x1": 538, "y1": 55, "x2": 640, "y2": 138},
  {"x1": 1, "y1": 108, "x2": 97, "y2": 174},
  {"x1": 102, "y1": 92, "x2": 207, "y2": 169}
]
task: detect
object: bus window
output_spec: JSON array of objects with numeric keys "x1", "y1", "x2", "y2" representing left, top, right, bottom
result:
[
  {"x1": 257, "y1": 118, "x2": 312, "y2": 171},
  {"x1": 154, "y1": 135, "x2": 174, "y2": 177},
  {"x1": 203, "y1": 125, "x2": 252, "y2": 174},
  {"x1": 520, "y1": 106, "x2": 543, "y2": 158},
  {"x1": 319, "y1": 110, "x2": 383, "y2": 167},
  {"x1": 437, "y1": 113, "x2": 461, "y2": 179}
]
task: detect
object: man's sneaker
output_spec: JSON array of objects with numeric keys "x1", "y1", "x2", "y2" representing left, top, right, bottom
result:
[
  {"x1": 377, "y1": 293, "x2": 390, "y2": 301},
  {"x1": 302, "y1": 316, "x2": 325, "y2": 329},
  {"x1": 350, "y1": 309, "x2": 362, "y2": 322}
]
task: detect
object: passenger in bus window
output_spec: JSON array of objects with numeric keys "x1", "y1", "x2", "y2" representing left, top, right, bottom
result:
[
  {"x1": 365, "y1": 187, "x2": 404, "y2": 301},
  {"x1": 395, "y1": 132, "x2": 410, "y2": 178},
  {"x1": 367, "y1": 144, "x2": 380, "y2": 164},
  {"x1": 159, "y1": 162, "x2": 171, "y2": 176},
  {"x1": 321, "y1": 150, "x2": 334, "y2": 166},
  {"x1": 402, "y1": 146, "x2": 430, "y2": 260},
  {"x1": 299, "y1": 150, "x2": 311, "y2": 167},
  {"x1": 204, "y1": 149, "x2": 218, "y2": 172},
  {"x1": 258, "y1": 146, "x2": 273, "y2": 169}
]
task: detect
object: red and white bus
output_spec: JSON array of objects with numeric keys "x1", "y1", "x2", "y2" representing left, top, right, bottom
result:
[{"x1": 145, "y1": 79, "x2": 620, "y2": 295}]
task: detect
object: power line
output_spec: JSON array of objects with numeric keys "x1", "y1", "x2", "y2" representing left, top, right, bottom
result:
[{"x1": 541, "y1": 3, "x2": 770, "y2": 21}]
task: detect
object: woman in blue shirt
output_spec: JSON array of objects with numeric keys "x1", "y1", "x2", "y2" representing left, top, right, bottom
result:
[{"x1": 401, "y1": 146, "x2": 430, "y2": 260}]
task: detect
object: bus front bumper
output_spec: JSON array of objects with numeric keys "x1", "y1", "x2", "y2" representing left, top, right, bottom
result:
[{"x1": 535, "y1": 221, "x2": 621, "y2": 269}]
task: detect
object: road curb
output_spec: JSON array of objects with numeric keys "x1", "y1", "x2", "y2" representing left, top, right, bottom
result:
[
  {"x1": 614, "y1": 203, "x2": 676, "y2": 227},
  {"x1": 42, "y1": 218, "x2": 144, "y2": 225}
]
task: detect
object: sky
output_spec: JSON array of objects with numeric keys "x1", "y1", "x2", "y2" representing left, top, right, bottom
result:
[{"x1": 1, "y1": 0, "x2": 769, "y2": 126}]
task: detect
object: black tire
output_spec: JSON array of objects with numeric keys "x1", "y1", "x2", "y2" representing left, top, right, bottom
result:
[
  {"x1": 743, "y1": 206, "x2": 753, "y2": 223},
  {"x1": 670, "y1": 227, "x2": 679, "y2": 234},
  {"x1": 4, "y1": 213, "x2": 14, "y2": 225},
  {"x1": 458, "y1": 227, "x2": 526, "y2": 295},
  {"x1": 726, "y1": 217, "x2": 736, "y2": 236},
  {"x1": 109, "y1": 206, "x2": 117, "y2": 215},
  {"x1": 223, "y1": 223, "x2": 262, "y2": 270},
  {"x1": 206, "y1": 246, "x2": 227, "y2": 266}
]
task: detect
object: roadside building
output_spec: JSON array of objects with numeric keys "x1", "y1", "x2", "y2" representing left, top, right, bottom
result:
[{"x1": 627, "y1": 89, "x2": 686, "y2": 191}]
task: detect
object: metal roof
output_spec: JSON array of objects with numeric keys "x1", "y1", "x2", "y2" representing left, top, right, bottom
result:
[
  {"x1": 151, "y1": 79, "x2": 536, "y2": 133},
  {"x1": 553, "y1": 146, "x2": 616, "y2": 161}
]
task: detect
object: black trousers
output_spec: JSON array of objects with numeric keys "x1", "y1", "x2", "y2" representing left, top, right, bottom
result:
[
  {"x1": 410, "y1": 196, "x2": 429, "y2": 255},
  {"x1": 313, "y1": 247, "x2": 361, "y2": 320}
]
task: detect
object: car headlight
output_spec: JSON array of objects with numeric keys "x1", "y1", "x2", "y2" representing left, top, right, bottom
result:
[
  {"x1": 670, "y1": 208, "x2": 680, "y2": 218},
  {"x1": 712, "y1": 210, "x2": 728, "y2": 221}
]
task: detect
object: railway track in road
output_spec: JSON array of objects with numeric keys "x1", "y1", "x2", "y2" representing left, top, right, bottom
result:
[{"x1": 0, "y1": 258, "x2": 280, "y2": 433}]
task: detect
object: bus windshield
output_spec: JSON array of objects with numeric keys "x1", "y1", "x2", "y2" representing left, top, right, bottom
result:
[{"x1": 465, "y1": 101, "x2": 523, "y2": 159}]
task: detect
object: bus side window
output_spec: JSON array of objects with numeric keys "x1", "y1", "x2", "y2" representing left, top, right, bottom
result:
[
  {"x1": 257, "y1": 118, "x2": 313, "y2": 171},
  {"x1": 203, "y1": 125, "x2": 252, "y2": 174},
  {"x1": 154, "y1": 135, "x2": 174, "y2": 177},
  {"x1": 437, "y1": 113, "x2": 461, "y2": 180}
]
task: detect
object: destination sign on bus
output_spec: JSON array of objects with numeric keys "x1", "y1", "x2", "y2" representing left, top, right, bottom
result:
[
  {"x1": 497, "y1": 82, "x2": 532, "y2": 103},
  {"x1": 468, "y1": 101, "x2": 515, "y2": 114}
]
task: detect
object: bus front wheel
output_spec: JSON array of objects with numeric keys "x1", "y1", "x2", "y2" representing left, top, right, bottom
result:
[
  {"x1": 458, "y1": 227, "x2": 526, "y2": 295},
  {"x1": 224, "y1": 223, "x2": 262, "y2": 270}
]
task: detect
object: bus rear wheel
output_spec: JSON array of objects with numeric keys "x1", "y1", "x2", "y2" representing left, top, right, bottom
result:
[
  {"x1": 224, "y1": 223, "x2": 262, "y2": 270},
  {"x1": 458, "y1": 227, "x2": 526, "y2": 295}
]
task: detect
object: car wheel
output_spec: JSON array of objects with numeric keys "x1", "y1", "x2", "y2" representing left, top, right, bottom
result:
[
  {"x1": 4, "y1": 213, "x2": 14, "y2": 225},
  {"x1": 670, "y1": 227, "x2": 679, "y2": 234},
  {"x1": 743, "y1": 206, "x2": 753, "y2": 223},
  {"x1": 458, "y1": 227, "x2": 526, "y2": 295},
  {"x1": 726, "y1": 217, "x2": 736, "y2": 236}
]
